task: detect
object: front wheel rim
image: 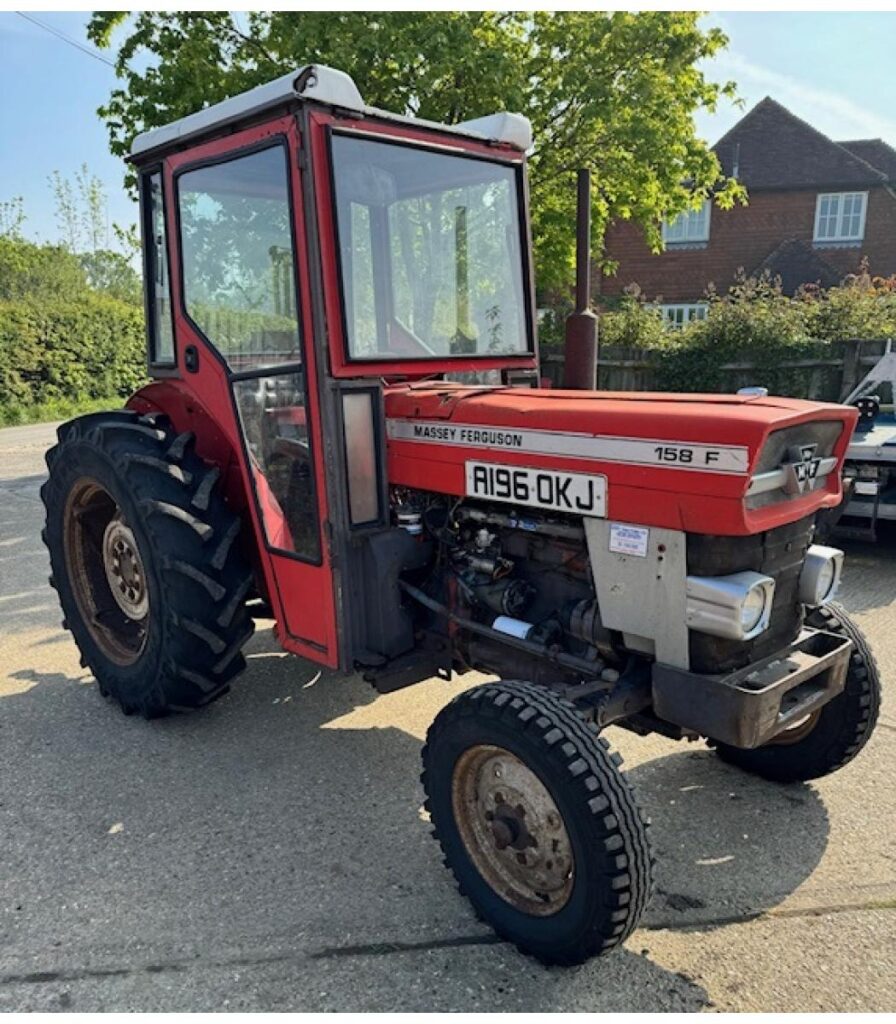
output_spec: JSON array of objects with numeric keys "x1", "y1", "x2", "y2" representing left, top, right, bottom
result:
[
  {"x1": 63, "y1": 479, "x2": 150, "y2": 666},
  {"x1": 767, "y1": 709, "x2": 822, "y2": 746},
  {"x1": 451, "y1": 744, "x2": 575, "y2": 916}
]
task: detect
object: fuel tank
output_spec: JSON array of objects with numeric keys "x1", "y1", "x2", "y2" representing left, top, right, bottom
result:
[{"x1": 384, "y1": 382, "x2": 858, "y2": 536}]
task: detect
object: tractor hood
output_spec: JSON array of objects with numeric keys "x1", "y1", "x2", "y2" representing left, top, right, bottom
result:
[{"x1": 383, "y1": 383, "x2": 858, "y2": 536}]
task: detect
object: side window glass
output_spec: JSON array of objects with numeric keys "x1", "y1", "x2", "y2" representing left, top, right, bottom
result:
[
  {"x1": 233, "y1": 371, "x2": 321, "y2": 561},
  {"x1": 178, "y1": 146, "x2": 300, "y2": 372},
  {"x1": 143, "y1": 172, "x2": 175, "y2": 364}
]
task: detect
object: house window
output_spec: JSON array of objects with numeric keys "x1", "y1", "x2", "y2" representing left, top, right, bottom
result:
[
  {"x1": 659, "y1": 303, "x2": 708, "y2": 329},
  {"x1": 662, "y1": 200, "x2": 711, "y2": 245},
  {"x1": 813, "y1": 192, "x2": 867, "y2": 244}
]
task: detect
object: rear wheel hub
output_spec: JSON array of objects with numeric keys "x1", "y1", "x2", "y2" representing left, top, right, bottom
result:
[{"x1": 103, "y1": 519, "x2": 149, "y2": 619}]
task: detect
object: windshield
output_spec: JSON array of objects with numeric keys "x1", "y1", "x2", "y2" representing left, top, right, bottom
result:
[{"x1": 330, "y1": 134, "x2": 530, "y2": 361}]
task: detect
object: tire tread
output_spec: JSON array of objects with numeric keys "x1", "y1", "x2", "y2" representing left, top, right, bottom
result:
[
  {"x1": 421, "y1": 680, "x2": 653, "y2": 965},
  {"x1": 41, "y1": 408, "x2": 255, "y2": 717}
]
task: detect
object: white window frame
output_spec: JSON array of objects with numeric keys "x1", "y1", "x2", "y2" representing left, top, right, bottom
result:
[
  {"x1": 813, "y1": 191, "x2": 867, "y2": 244},
  {"x1": 658, "y1": 303, "x2": 708, "y2": 329},
  {"x1": 661, "y1": 200, "x2": 711, "y2": 245}
]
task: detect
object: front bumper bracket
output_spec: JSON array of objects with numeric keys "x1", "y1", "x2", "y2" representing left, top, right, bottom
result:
[{"x1": 651, "y1": 627, "x2": 852, "y2": 749}]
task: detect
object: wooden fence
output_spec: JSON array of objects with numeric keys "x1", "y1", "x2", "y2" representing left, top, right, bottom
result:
[{"x1": 539, "y1": 338, "x2": 893, "y2": 401}]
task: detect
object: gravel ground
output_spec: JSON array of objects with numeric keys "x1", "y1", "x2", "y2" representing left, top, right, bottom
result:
[{"x1": 1, "y1": 421, "x2": 894, "y2": 1012}]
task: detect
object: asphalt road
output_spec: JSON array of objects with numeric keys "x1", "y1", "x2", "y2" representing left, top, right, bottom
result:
[{"x1": 1, "y1": 420, "x2": 895, "y2": 1012}]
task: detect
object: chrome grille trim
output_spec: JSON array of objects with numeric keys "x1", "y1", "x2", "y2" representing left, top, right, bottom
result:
[{"x1": 747, "y1": 456, "x2": 838, "y2": 497}]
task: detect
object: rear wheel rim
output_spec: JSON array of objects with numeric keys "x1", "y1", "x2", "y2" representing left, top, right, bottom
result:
[
  {"x1": 64, "y1": 478, "x2": 149, "y2": 666},
  {"x1": 451, "y1": 744, "x2": 575, "y2": 916}
]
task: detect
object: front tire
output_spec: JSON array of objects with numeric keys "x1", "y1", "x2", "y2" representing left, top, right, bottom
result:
[
  {"x1": 713, "y1": 602, "x2": 881, "y2": 782},
  {"x1": 41, "y1": 409, "x2": 255, "y2": 717},
  {"x1": 422, "y1": 681, "x2": 653, "y2": 965}
]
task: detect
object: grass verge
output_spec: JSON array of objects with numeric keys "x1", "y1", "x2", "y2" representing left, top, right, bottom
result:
[{"x1": 0, "y1": 396, "x2": 122, "y2": 428}]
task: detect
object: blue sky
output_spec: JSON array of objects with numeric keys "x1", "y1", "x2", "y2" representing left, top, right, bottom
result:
[{"x1": 1, "y1": 11, "x2": 895, "y2": 245}]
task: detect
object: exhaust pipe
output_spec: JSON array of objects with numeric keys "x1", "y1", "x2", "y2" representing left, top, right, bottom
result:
[{"x1": 562, "y1": 168, "x2": 598, "y2": 390}]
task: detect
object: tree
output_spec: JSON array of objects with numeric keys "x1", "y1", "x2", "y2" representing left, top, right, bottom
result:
[
  {"x1": 77, "y1": 163, "x2": 108, "y2": 254},
  {"x1": 50, "y1": 170, "x2": 82, "y2": 253},
  {"x1": 47, "y1": 166, "x2": 142, "y2": 303},
  {"x1": 88, "y1": 11, "x2": 745, "y2": 293},
  {"x1": 50, "y1": 163, "x2": 109, "y2": 254},
  {"x1": 0, "y1": 197, "x2": 26, "y2": 239}
]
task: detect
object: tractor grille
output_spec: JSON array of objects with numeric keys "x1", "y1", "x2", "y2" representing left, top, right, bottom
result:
[
  {"x1": 687, "y1": 514, "x2": 815, "y2": 674},
  {"x1": 746, "y1": 421, "x2": 843, "y2": 510}
]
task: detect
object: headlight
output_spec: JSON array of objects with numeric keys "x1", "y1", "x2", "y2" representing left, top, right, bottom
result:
[
  {"x1": 799, "y1": 545, "x2": 844, "y2": 606},
  {"x1": 686, "y1": 571, "x2": 776, "y2": 641},
  {"x1": 741, "y1": 585, "x2": 767, "y2": 633}
]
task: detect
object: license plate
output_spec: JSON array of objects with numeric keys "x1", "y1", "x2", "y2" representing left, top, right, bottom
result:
[{"x1": 465, "y1": 461, "x2": 607, "y2": 517}]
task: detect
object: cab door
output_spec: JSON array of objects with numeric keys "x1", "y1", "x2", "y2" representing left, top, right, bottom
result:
[{"x1": 163, "y1": 118, "x2": 339, "y2": 665}]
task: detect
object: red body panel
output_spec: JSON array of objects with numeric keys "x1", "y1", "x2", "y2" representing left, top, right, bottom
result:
[{"x1": 384, "y1": 383, "x2": 858, "y2": 535}]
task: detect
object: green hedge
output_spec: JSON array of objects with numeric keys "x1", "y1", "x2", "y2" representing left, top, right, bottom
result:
[
  {"x1": 0, "y1": 291, "x2": 304, "y2": 426},
  {"x1": 0, "y1": 294, "x2": 147, "y2": 426}
]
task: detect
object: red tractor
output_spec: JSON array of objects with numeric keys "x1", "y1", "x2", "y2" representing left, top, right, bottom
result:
[{"x1": 42, "y1": 65, "x2": 880, "y2": 965}]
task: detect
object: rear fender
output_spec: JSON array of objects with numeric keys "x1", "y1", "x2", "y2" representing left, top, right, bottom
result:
[{"x1": 126, "y1": 380, "x2": 269, "y2": 603}]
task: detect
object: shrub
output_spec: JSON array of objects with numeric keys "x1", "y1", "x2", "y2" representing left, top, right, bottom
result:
[
  {"x1": 0, "y1": 236, "x2": 88, "y2": 302},
  {"x1": 536, "y1": 298, "x2": 573, "y2": 351},
  {"x1": 656, "y1": 272, "x2": 826, "y2": 395},
  {"x1": 799, "y1": 265, "x2": 896, "y2": 342},
  {"x1": 0, "y1": 294, "x2": 146, "y2": 425},
  {"x1": 599, "y1": 295, "x2": 669, "y2": 350}
]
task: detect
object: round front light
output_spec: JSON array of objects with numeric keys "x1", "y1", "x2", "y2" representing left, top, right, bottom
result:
[
  {"x1": 815, "y1": 559, "x2": 837, "y2": 603},
  {"x1": 798, "y1": 545, "x2": 844, "y2": 606},
  {"x1": 741, "y1": 585, "x2": 768, "y2": 634}
]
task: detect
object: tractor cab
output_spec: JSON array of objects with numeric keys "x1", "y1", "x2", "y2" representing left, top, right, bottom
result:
[{"x1": 129, "y1": 65, "x2": 538, "y2": 670}]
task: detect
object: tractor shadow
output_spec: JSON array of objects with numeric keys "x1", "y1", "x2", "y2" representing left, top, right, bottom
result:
[
  {"x1": 2, "y1": 626, "x2": 711, "y2": 1011},
  {"x1": 626, "y1": 745, "x2": 830, "y2": 932},
  {"x1": 1, "y1": 624, "x2": 833, "y2": 1009}
]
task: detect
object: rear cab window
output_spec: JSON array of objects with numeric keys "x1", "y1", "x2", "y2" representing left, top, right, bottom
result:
[{"x1": 141, "y1": 170, "x2": 175, "y2": 366}]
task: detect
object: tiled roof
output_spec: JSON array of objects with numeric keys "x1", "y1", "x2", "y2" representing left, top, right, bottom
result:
[
  {"x1": 837, "y1": 139, "x2": 896, "y2": 181},
  {"x1": 753, "y1": 238, "x2": 843, "y2": 295},
  {"x1": 713, "y1": 97, "x2": 888, "y2": 190}
]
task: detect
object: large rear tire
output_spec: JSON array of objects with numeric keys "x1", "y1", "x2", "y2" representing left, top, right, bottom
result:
[
  {"x1": 422, "y1": 680, "x2": 653, "y2": 965},
  {"x1": 713, "y1": 602, "x2": 881, "y2": 782},
  {"x1": 41, "y1": 409, "x2": 255, "y2": 717}
]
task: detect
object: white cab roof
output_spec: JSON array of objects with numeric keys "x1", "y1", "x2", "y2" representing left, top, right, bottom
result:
[{"x1": 131, "y1": 64, "x2": 532, "y2": 158}]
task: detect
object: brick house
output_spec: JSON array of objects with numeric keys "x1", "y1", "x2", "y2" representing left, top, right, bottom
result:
[{"x1": 599, "y1": 97, "x2": 896, "y2": 326}]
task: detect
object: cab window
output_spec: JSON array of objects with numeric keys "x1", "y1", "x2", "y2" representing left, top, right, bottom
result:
[
  {"x1": 141, "y1": 171, "x2": 175, "y2": 365},
  {"x1": 331, "y1": 134, "x2": 530, "y2": 362},
  {"x1": 177, "y1": 144, "x2": 300, "y2": 372}
]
